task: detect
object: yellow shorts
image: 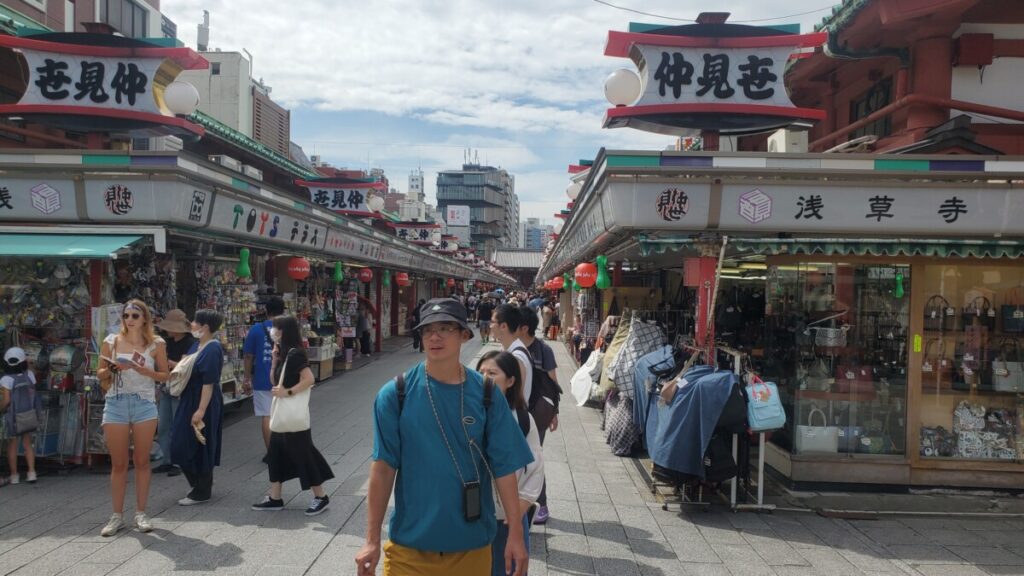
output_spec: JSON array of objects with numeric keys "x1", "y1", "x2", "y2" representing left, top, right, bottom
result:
[{"x1": 383, "y1": 540, "x2": 491, "y2": 576}]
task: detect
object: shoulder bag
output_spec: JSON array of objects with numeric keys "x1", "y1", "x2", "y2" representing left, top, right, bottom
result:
[
  {"x1": 167, "y1": 339, "x2": 212, "y2": 397},
  {"x1": 269, "y1": 356, "x2": 311, "y2": 433}
]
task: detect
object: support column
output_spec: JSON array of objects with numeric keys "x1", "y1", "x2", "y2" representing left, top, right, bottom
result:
[{"x1": 907, "y1": 36, "x2": 953, "y2": 131}]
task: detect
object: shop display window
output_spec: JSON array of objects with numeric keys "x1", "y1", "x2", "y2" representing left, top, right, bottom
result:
[
  {"x1": 763, "y1": 263, "x2": 910, "y2": 457},
  {"x1": 194, "y1": 260, "x2": 257, "y2": 386},
  {"x1": 918, "y1": 264, "x2": 1024, "y2": 461}
]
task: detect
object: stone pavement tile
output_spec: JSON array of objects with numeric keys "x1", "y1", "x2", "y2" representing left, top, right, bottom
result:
[
  {"x1": 573, "y1": 472, "x2": 610, "y2": 495},
  {"x1": 973, "y1": 531, "x2": 1024, "y2": 547},
  {"x1": 899, "y1": 518, "x2": 964, "y2": 531},
  {"x1": 615, "y1": 505, "x2": 668, "y2": 542},
  {"x1": 698, "y1": 525, "x2": 750, "y2": 547},
  {"x1": 760, "y1": 516, "x2": 826, "y2": 549},
  {"x1": 665, "y1": 533, "x2": 721, "y2": 564},
  {"x1": 917, "y1": 528, "x2": 991, "y2": 546},
  {"x1": 857, "y1": 527, "x2": 931, "y2": 546},
  {"x1": 678, "y1": 562, "x2": 732, "y2": 576},
  {"x1": 585, "y1": 521, "x2": 631, "y2": 545},
  {"x1": 948, "y1": 546, "x2": 1024, "y2": 566},
  {"x1": 884, "y1": 545, "x2": 965, "y2": 565},
  {"x1": 578, "y1": 491, "x2": 615, "y2": 505},
  {"x1": 957, "y1": 520, "x2": 1017, "y2": 531},
  {"x1": 546, "y1": 544, "x2": 597, "y2": 574},
  {"x1": 796, "y1": 546, "x2": 868, "y2": 575},
  {"x1": 713, "y1": 544, "x2": 779, "y2": 575},
  {"x1": 8, "y1": 542, "x2": 107, "y2": 576},
  {"x1": 55, "y1": 563, "x2": 119, "y2": 576},
  {"x1": 836, "y1": 548, "x2": 911, "y2": 575},
  {"x1": 915, "y1": 565, "x2": 991, "y2": 576},
  {"x1": 742, "y1": 532, "x2": 808, "y2": 567},
  {"x1": 595, "y1": 556, "x2": 642, "y2": 576},
  {"x1": 630, "y1": 538, "x2": 677, "y2": 562},
  {"x1": 979, "y1": 566, "x2": 1024, "y2": 576},
  {"x1": 252, "y1": 566, "x2": 306, "y2": 576},
  {"x1": 849, "y1": 519, "x2": 907, "y2": 530}
]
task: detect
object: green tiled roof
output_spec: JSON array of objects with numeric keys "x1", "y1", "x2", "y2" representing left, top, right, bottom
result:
[
  {"x1": 813, "y1": 0, "x2": 871, "y2": 34},
  {"x1": 0, "y1": 4, "x2": 50, "y2": 35},
  {"x1": 188, "y1": 110, "x2": 318, "y2": 180}
]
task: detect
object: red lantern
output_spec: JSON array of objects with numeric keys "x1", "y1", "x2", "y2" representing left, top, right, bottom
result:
[
  {"x1": 358, "y1": 268, "x2": 374, "y2": 283},
  {"x1": 551, "y1": 276, "x2": 565, "y2": 290},
  {"x1": 396, "y1": 272, "x2": 410, "y2": 286},
  {"x1": 575, "y1": 262, "x2": 597, "y2": 288},
  {"x1": 287, "y1": 257, "x2": 310, "y2": 280},
  {"x1": 446, "y1": 278, "x2": 456, "y2": 288}
]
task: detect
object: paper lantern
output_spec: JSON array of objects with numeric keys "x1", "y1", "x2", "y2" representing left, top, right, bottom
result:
[
  {"x1": 551, "y1": 276, "x2": 564, "y2": 290},
  {"x1": 333, "y1": 262, "x2": 344, "y2": 282},
  {"x1": 396, "y1": 272, "x2": 410, "y2": 286},
  {"x1": 596, "y1": 255, "x2": 611, "y2": 289},
  {"x1": 447, "y1": 278, "x2": 456, "y2": 288},
  {"x1": 575, "y1": 262, "x2": 597, "y2": 288},
  {"x1": 383, "y1": 269, "x2": 391, "y2": 287},
  {"x1": 237, "y1": 248, "x2": 252, "y2": 278},
  {"x1": 358, "y1": 268, "x2": 374, "y2": 283},
  {"x1": 287, "y1": 257, "x2": 310, "y2": 280}
]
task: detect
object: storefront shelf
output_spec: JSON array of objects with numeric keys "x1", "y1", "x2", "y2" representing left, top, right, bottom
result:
[{"x1": 797, "y1": 390, "x2": 878, "y2": 402}]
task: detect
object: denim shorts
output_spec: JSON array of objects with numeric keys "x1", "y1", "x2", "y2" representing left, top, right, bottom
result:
[{"x1": 103, "y1": 393, "x2": 158, "y2": 425}]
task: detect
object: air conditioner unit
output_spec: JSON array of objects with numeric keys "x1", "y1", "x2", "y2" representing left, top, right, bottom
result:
[
  {"x1": 767, "y1": 129, "x2": 808, "y2": 153},
  {"x1": 208, "y1": 154, "x2": 242, "y2": 172},
  {"x1": 241, "y1": 164, "x2": 263, "y2": 181},
  {"x1": 151, "y1": 136, "x2": 183, "y2": 152}
]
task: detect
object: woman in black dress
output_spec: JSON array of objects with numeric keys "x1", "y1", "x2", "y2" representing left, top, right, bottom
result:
[{"x1": 251, "y1": 315, "x2": 334, "y2": 515}]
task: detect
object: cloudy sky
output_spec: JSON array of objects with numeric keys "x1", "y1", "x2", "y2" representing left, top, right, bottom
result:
[{"x1": 162, "y1": 0, "x2": 832, "y2": 223}]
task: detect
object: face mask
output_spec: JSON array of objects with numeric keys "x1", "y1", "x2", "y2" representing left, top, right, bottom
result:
[
  {"x1": 191, "y1": 328, "x2": 204, "y2": 339},
  {"x1": 270, "y1": 328, "x2": 282, "y2": 343}
]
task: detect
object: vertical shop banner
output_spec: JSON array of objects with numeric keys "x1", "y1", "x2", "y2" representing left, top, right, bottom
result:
[{"x1": 0, "y1": 178, "x2": 77, "y2": 220}]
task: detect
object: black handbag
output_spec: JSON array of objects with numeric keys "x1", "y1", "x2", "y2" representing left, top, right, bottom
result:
[
  {"x1": 962, "y1": 296, "x2": 997, "y2": 331},
  {"x1": 1001, "y1": 287, "x2": 1024, "y2": 334},
  {"x1": 924, "y1": 295, "x2": 955, "y2": 331}
]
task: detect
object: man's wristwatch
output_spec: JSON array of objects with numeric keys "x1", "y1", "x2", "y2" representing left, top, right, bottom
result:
[{"x1": 287, "y1": 389, "x2": 293, "y2": 396}]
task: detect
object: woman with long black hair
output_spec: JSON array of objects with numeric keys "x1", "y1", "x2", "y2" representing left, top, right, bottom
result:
[{"x1": 252, "y1": 315, "x2": 334, "y2": 515}]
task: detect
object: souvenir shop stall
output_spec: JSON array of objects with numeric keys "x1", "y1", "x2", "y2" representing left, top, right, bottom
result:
[
  {"x1": 0, "y1": 148, "x2": 505, "y2": 468},
  {"x1": 541, "y1": 148, "x2": 1024, "y2": 490}
]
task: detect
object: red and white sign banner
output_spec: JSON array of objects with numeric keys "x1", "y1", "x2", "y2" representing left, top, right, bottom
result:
[{"x1": 298, "y1": 180, "x2": 385, "y2": 216}]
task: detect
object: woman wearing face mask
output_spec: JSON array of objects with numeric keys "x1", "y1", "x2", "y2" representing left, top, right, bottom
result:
[
  {"x1": 476, "y1": 350, "x2": 544, "y2": 576},
  {"x1": 170, "y1": 309, "x2": 225, "y2": 506},
  {"x1": 251, "y1": 315, "x2": 334, "y2": 515}
]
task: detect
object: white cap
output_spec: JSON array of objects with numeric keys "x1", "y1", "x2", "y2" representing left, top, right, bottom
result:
[{"x1": 4, "y1": 347, "x2": 26, "y2": 366}]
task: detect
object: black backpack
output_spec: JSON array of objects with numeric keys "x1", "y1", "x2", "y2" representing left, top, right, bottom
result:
[
  {"x1": 519, "y1": 344, "x2": 561, "y2": 412},
  {"x1": 395, "y1": 371, "x2": 529, "y2": 436}
]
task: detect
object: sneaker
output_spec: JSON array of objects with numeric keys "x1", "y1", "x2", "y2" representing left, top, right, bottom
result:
[
  {"x1": 167, "y1": 466, "x2": 182, "y2": 477},
  {"x1": 8, "y1": 474, "x2": 19, "y2": 485},
  {"x1": 26, "y1": 472, "x2": 37, "y2": 484},
  {"x1": 305, "y1": 495, "x2": 329, "y2": 516},
  {"x1": 533, "y1": 505, "x2": 549, "y2": 525},
  {"x1": 177, "y1": 496, "x2": 209, "y2": 506},
  {"x1": 101, "y1": 514, "x2": 124, "y2": 537},
  {"x1": 135, "y1": 513, "x2": 153, "y2": 533},
  {"x1": 251, "y1": 496, "x2": 284, "y2": 511}
]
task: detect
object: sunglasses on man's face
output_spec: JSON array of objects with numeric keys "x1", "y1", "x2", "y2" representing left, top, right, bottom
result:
[{"x1": 123, "y1": 313, "x2": 142, "y2": 320}]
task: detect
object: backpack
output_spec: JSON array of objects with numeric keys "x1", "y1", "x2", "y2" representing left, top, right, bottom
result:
[
  {"x1": 520, "y1": 344, "x2": 561, "y2": 412},
  {"x1": 7, "y1": 373, "x2": 41, "y2": 434}
]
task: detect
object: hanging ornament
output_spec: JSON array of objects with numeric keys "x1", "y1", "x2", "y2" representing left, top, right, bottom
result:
[
  {"x1": 333, "y1": 262, "x2": 344, "y2": 282},
  {"x1": 575, "y1": 262, "x2": 597, "y2": 288},
  {"x1": 358, "y1": 268, "x2": 374, "y2": 283},
  {"x1": 383, "y1": 269, "x2": 391, "y2": 287},
  {"x1": 287, "y1": 257, "x2": 310, "y2": 280},
  {"x1": 595, "y1": 255, "x2": 611, "y2": 289},
  {"x1": 396, "y1": 272, "x2": 410, "y2": 286},
  {"x1": 551, "y1": 276, "x2": 564, "y2": 290},
  {"x1": 895, "y1": 272, "x2": 905, "y2": 299},
  {"x1": 573, "y1": 279, "x2": 582, "y2": 291},
  {"x1": 237, "y1": 248, "x2": 252, "y2": 278},
  {"x1": 446, "y1": 278, "x2": 456, "y2": 288},
  {"x1": 564, "y1": 272, "x2": 573, "y2": 291}
]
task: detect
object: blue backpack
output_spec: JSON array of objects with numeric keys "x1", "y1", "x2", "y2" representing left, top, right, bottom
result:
[{"x1": 745, "y1": 377, "x2": 786, "y2": 432}]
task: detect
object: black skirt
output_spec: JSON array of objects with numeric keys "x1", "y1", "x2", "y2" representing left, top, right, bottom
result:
[{"x1": 267, "y1": 429, "x2": 335, "y2": 490}]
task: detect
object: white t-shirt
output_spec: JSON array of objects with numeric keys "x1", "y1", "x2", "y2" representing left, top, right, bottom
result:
[
  {"x1": 508, "y1": 339, "x2": 533, "y2": 407},
  {"x1": 104, "y1": 333, "x2": 162, "y2": 403},
  {"x1": 1, "y1": 371, "x2": 36, "y2": 391}
]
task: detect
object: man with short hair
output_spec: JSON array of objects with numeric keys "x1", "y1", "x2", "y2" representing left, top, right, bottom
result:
[
  {"x1": 243, "y1": 295, "x2": 285, "y2": 457},
  {"x1": 491, "y1": 304, "x2": 533, "y2": 410},
  {"x1": 356, "y1": 299, "x2": 532, "y2": 576},
  {"x1": 476, "y1": 297, "x2": 496, "y2": 344},
  {"x1": 517, "y1": 306, "x2": 560, "y2": 525}
]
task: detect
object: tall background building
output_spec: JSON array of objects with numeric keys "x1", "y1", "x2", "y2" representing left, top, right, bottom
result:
[
  {"x1": 436, "y1": 162, "x2": 519, "y2": 259},
  {"x1": 520, "y1": 218, "x2": 553, "y2": 251}
]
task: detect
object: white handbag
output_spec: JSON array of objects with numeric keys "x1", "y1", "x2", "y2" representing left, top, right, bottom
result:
[
  {"x1": 269, "y1": 357, "x2": 311, "y2": 433},
  {"x1": 795, "y1": 407, "x2": 839, "y2": 453},
  {"x1": 167, "y1": 339, "x2": 212, "y2": 397}
]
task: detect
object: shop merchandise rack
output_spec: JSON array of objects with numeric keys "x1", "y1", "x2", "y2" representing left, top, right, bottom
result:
[{"x1": 194, "y1": 261, "x2": 257, "y2": 403}]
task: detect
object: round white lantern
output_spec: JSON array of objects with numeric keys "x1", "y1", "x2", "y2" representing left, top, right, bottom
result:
[
  {"x1": 566, "y1": 181, "x2": 583, "y2": 200},
  {"x1": 367, "y1": 194, "x2": 385, "y2": 212},
  {"x1": 164, "y1": 81, "x2": 200, "y2": 116},
  {"x1": 604, "y1": 69, "x2": 642, "y2": 107}
]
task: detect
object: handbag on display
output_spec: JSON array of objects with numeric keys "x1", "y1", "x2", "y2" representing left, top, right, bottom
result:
[
  {"x1": 1001, "y1": 287, "x2": 1024, "y2": 334},
  {"x1": 921, "y1": 339, "x2": 953, "y2": 391},
  {"x1": 837, "y1": 426, "x2": 864, "y2": 453},
  {"x1": 991, "y1": 338, "x2": 1024, "y2": 393},
  {"x1": 800, "y1": 357, "x2": 833, "y2": 391},
  {"x1": 835, "y1": 364, "x2": 874, "y2": 395},
  {"x1": 962, "y1": 296, "x2": 997, "y2": 331},
  {"x1": 795, "y1": 407, "x2": 839, "y2": 453},
  {"x1": 745, "y1": 376, "x2": 786, "y2": 432},
  {"x1": 811, "y1": 326, "x2": 850, "y2": 349},
  {"x1": 269, "y1": 357, "x2": 312, "y2": 433},
  {"x1": 924, "y1": 295, "x2": 956, "y2": 331}
]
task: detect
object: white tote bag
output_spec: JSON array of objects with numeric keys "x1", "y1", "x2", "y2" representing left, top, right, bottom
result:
[
  {"x1": 795, "y1": 407, "x2": 839, "y2": 453},
  {"x1": 268, "y1": 357, "x2": 311, "y2": 433}
]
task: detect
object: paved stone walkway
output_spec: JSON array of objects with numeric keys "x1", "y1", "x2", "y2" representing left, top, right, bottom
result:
[{"x1": 3, "y1": 336, "x2": 1024, "y2": 575}]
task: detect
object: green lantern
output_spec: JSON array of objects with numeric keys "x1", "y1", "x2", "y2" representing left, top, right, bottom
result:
[
  {"x1": 563, "y1": 272, "x2": 573, "y2": 291},
  {"x1": 595, "y1": 255, "x2": 611, "y2": 289},
  {"x1": 895, "y1": 272, "x2": 905, "y2": 299},
  {"x1": 383, "y1": 269, "x2": 391, "y2": 287},
  {"x1": 333, "y1": 262, "x2": 344, "y2": 282},
  {"x1": 236, "y1": 248, "x2": 252, "y2": 278}
]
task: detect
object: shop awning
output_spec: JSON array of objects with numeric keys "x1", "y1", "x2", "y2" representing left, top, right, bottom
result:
[
  {"x1": 0, "y1": 234, "x2": 142, "y2": 258},
  {"x1": 639, "y1": 234, "x2": 1024, "y2": 259}
]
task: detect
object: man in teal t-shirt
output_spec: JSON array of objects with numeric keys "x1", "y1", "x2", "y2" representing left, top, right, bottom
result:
[{"x1": 356, "y1": 299, "x2": 533, "y2": 576}]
